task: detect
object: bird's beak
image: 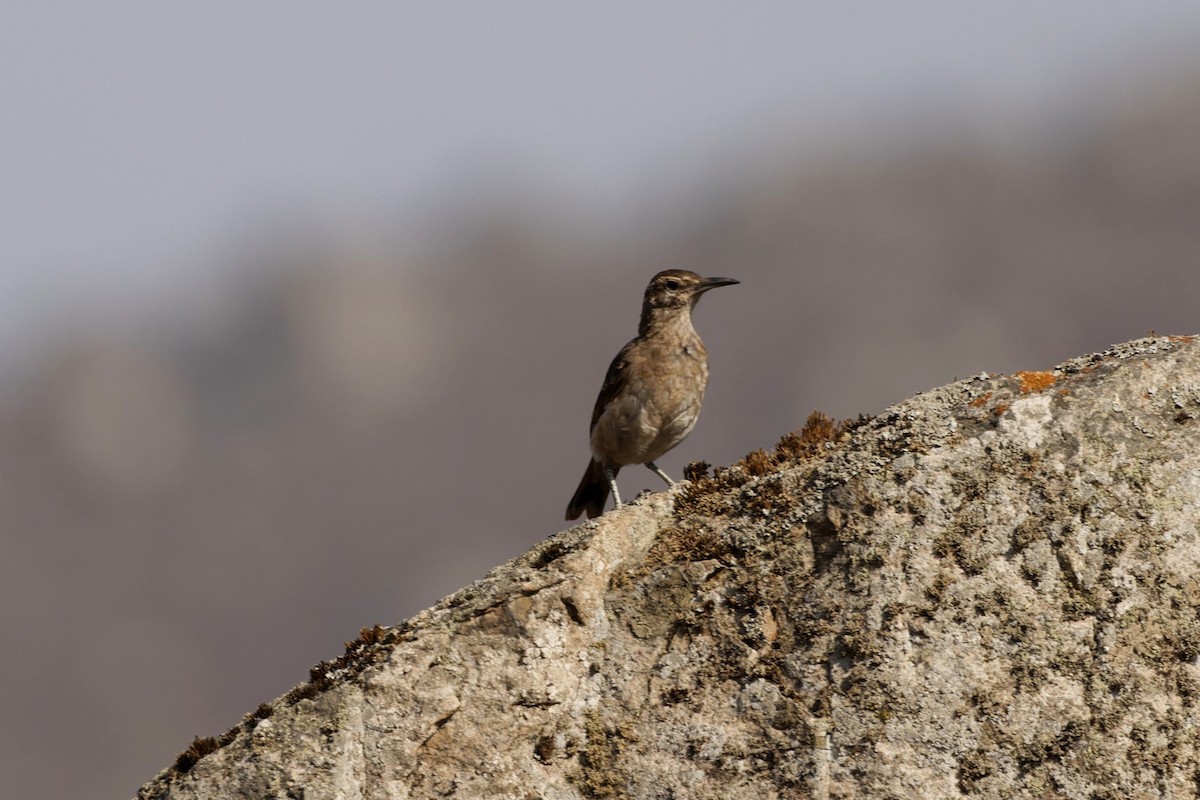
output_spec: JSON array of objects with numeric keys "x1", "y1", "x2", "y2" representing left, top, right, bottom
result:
[{"x1": 697, "y1": 277, "x2": 739, "y2": 293}]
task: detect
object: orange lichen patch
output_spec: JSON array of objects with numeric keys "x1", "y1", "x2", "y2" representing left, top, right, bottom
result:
[
  {"x1": 1168, "y1": 335, "x2": 1194, "y2": 343},
  {"x1": 969, "y1": 392, "x2": 993, "y2": 408},
  {"x1": 1016, "y1": 371, "x2": 1057, "y2": 393},
  {"x1": 993, "y1": 403, "x2": 1010, "y2": 417},
  {"x1": 1056, "y1": 388, "x2": 1071, "y2": 397}
]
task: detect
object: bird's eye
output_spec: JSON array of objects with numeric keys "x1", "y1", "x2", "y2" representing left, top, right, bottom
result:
[{"x1": 664, "y1": 279, "x2": 680, "y2": 290}]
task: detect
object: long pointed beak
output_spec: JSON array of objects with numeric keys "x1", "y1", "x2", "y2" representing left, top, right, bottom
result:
[{"x1": 697, "y1": 277, "x2": 739, "y2": 293}]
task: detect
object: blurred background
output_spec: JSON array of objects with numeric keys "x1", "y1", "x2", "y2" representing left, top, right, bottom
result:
[{"x1": 4, "y1": 4, "x2": 1200, "y2": 797}]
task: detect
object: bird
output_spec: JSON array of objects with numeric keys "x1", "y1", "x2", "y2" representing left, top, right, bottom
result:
[{"x1": 565, "y1": 269, "x2": 739, "y2": 520}]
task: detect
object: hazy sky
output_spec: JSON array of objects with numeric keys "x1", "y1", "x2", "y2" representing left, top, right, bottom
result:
[{"x1": 5, "y1": 3, "x2": 1200, "y2": 358}]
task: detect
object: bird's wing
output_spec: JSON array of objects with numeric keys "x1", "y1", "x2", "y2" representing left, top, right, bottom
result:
[{"x1": 589, "y1": 340, "x2": 635, "y2": 433}]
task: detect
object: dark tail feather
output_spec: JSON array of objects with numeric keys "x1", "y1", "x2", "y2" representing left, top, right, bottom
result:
[{"x1": 566, "y1": 460, "x2": 617, "y2": 521}]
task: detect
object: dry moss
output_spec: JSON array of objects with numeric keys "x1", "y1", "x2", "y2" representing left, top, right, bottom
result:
[
  {"x1": 574, "y1": 711, "x2": 627, "y2": 798},
  {"x1": 283, "y1": 623, "x2": 397, "y2": 707},
  {"x1": 157, "y1": 621, "x2": 401, "y2": 789},
  {"x1": 646, "y1": 523, "x2": 727, "y2": 565},
  {"x1": 675, "y1": 411, "x2": 868, "y2": 517},
  {"x1": 172, "y1": 736, "x2": 220, "y2": 775}
]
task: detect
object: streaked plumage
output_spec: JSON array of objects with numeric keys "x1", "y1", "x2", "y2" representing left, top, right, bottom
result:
[{"x1": 566, "y1": 269, "x2": 738, "y2": 520}]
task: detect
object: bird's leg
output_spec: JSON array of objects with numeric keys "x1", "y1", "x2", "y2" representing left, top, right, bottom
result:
[
  {"x1": 646, "y1": 462, "x2": 675, "y2": 486},
  {"x1": 604, "y1": 466, "x2": 623, "y2": 507}
]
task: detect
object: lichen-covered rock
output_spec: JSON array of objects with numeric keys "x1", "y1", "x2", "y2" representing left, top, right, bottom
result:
[{"x1": 137, "y1": 335, "x2": 1200, "y2": 800}]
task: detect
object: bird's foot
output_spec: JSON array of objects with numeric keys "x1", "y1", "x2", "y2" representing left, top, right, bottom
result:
[
  {"x1": 646, "y1": 462, "x2": 675, "y2": 486},
  {"x1": 604, "y1": 466, "x2": 623, "y2": 507}
]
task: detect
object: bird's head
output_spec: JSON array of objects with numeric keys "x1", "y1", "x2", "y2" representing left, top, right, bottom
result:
[{"x1": 642, "y1": 269, "x2": 739, "y2": 312}]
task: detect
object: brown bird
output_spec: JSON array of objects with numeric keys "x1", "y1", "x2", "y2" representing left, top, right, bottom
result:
[{"x1": 566, "y1": 269, "x2": 739, "y2": 520}]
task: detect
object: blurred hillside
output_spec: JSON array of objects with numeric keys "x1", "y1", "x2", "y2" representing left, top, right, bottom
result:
[{"x1": 6, "y1": 69, "x2": 1200, "y2": 799}]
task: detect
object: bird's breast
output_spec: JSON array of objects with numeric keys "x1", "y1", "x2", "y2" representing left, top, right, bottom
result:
[{"x1": 589, "y1": 336, "x2": 708, "y2": 466}]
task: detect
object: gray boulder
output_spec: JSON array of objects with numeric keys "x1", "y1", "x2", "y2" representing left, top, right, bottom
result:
[{"x1": 137, "y1": 335, "x2": 1200, "y2": 799}]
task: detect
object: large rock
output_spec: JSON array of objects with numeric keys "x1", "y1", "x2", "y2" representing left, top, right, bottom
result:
[{"x1": 137, "y1": 335, "x2": 1200, "y2": 799}]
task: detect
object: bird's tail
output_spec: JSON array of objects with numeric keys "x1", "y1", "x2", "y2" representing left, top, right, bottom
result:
[{"x1": 566, "y1": 460, "x2": 617, "y2": 521}]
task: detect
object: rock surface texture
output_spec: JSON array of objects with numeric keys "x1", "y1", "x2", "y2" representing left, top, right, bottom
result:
[{"x1": 138, "y1": 336, "x2": 1200, "y2": 800}]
